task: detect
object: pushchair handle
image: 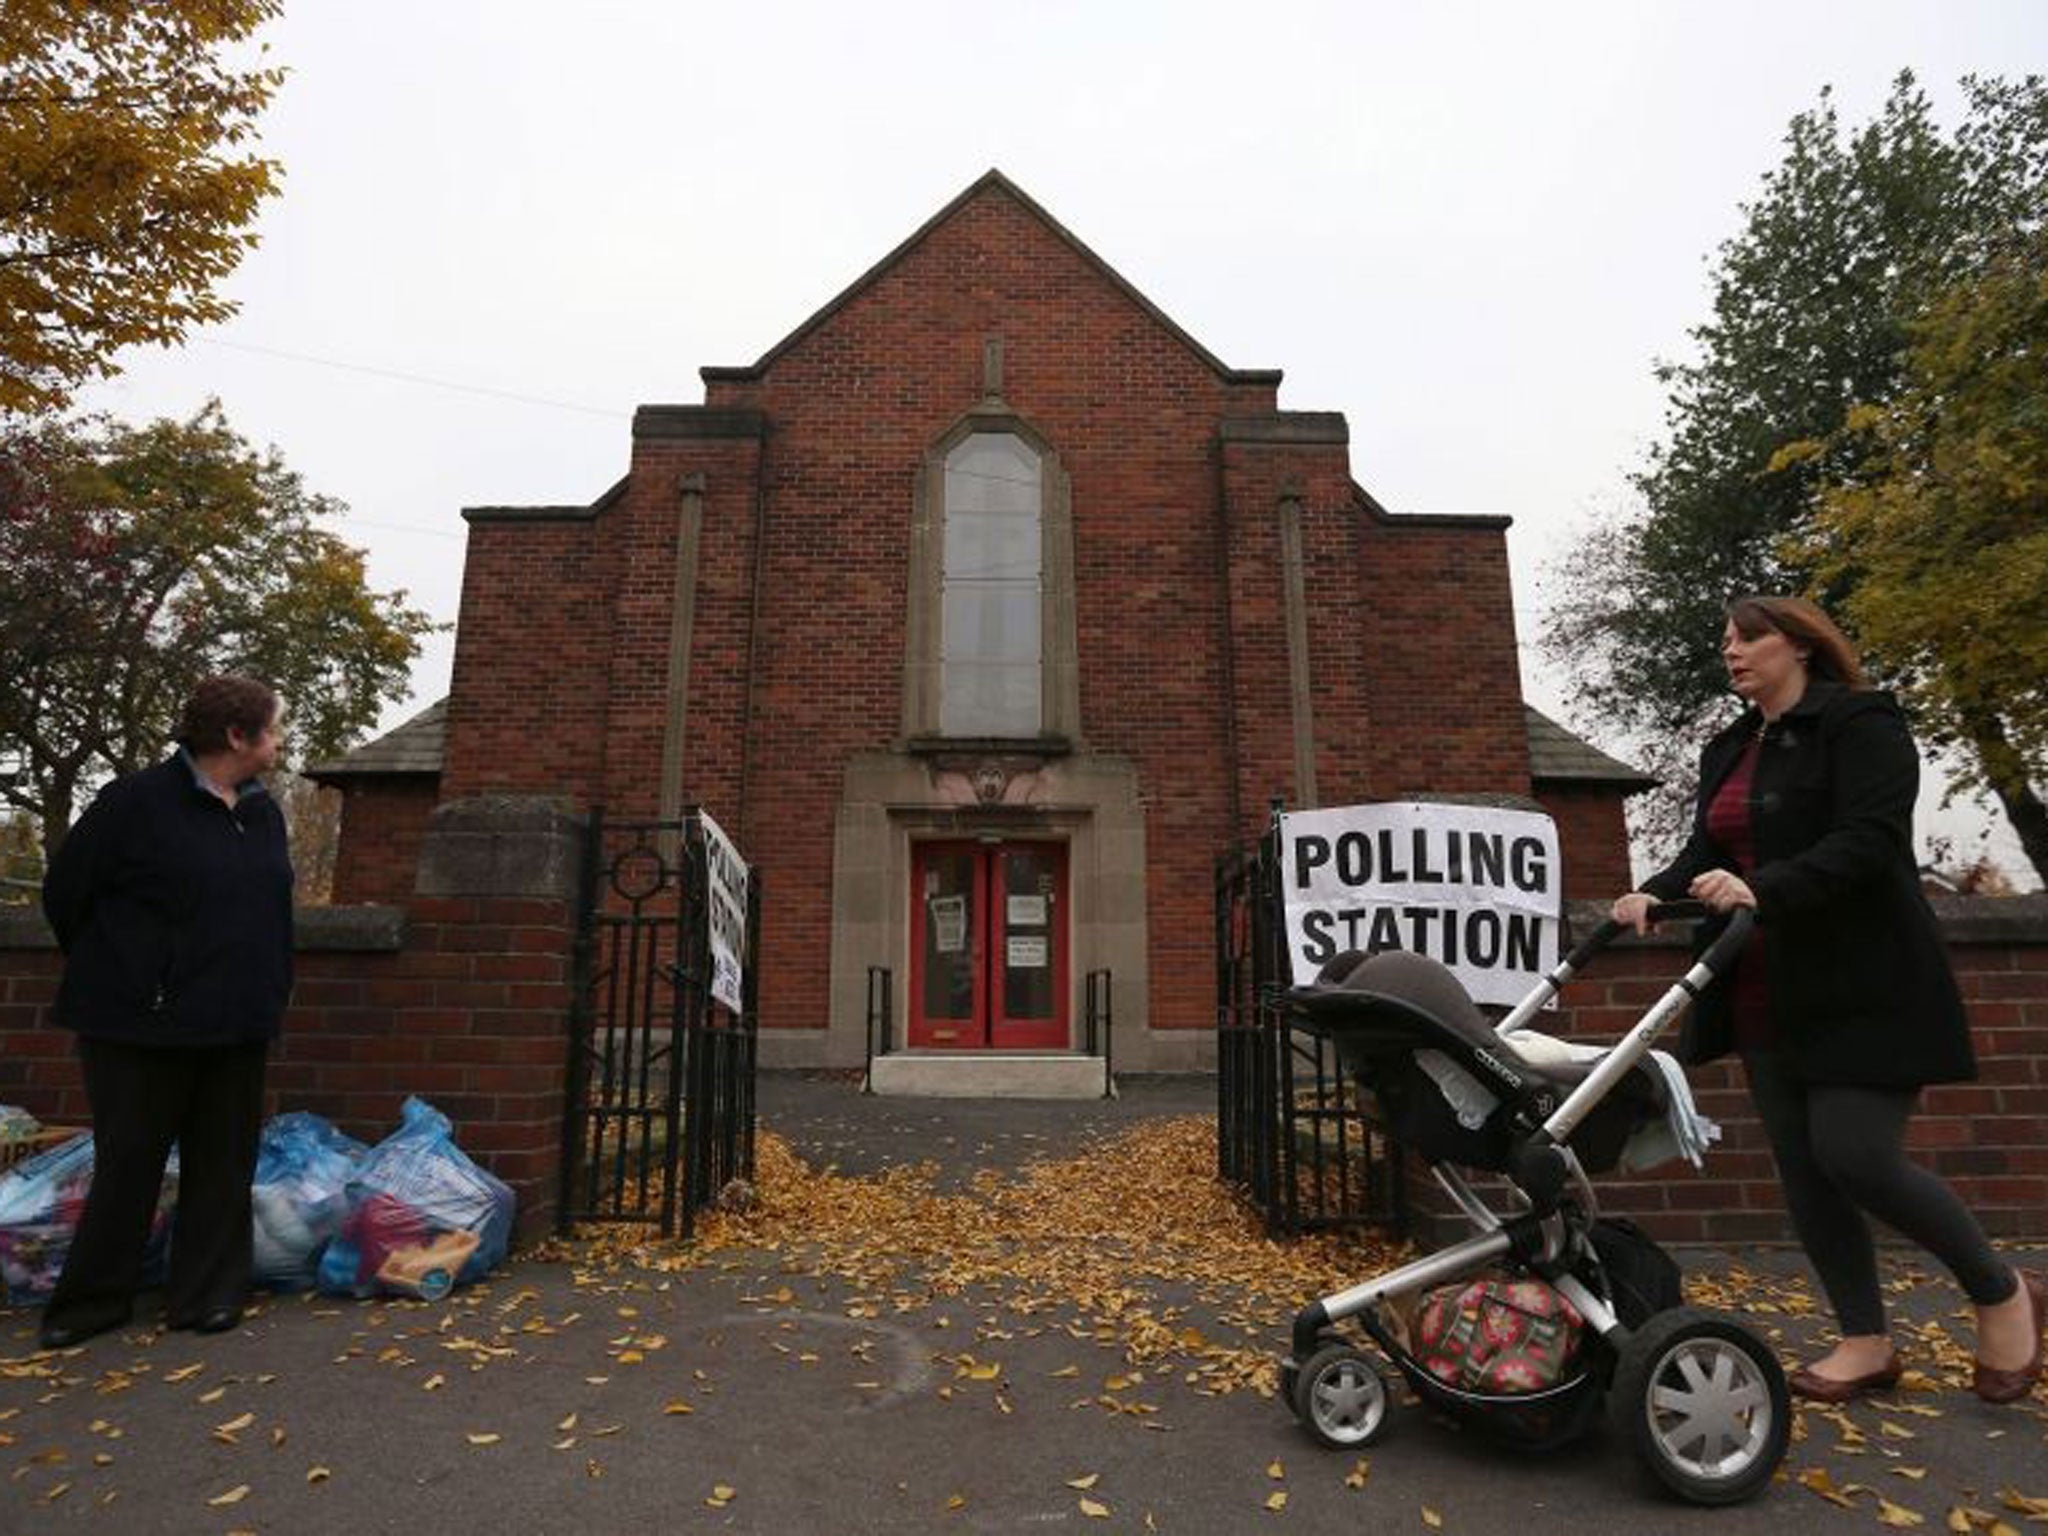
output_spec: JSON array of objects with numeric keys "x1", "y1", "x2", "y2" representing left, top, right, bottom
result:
[
  {"x1": 1694, "y1": 904, "x2": 1757, "y2": 980},
  {"x1": 1561, "y1": 901, "x2": 1735, "y2": 972}
]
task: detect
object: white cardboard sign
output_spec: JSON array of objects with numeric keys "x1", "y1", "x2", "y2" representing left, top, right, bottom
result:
[
  {"x1": 1278, "y1": 801, "x2": 1561, "y2": 1008},
  {"x1": 698, "y1": 809, "x2": 749, "y2": 1015}
]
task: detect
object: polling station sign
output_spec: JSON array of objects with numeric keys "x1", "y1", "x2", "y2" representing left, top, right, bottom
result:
[
  {"x1": 1279, "y1": 801, "x2": 1561, "y2": 1007},
  {"x1": 698, "y1": 809, "x2": 749, "y2": 1015}
]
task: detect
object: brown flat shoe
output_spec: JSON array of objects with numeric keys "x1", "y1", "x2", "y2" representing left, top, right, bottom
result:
[
  {"x1": 1789, "y1": 1350, "x2": 1902, "y2": 1404},
  {"x1": 1974, "y1": 1271, "x2": 2047, "y2": 1404}
]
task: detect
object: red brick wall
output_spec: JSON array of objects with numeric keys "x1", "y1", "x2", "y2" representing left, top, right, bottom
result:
[
  {"x1": 329, "y1": 778, "x2": 440, "y2": 905},
  {"x1": 443, "y1": 517, "x2": 616, "y2": 802},
  {"x1": 1536, "y1": 784, "x2": 1637, "y2": 901},
  {"x1": 0, "y1": 902, "x2": 572, "y2": 1243},
  {"x1": 1356, "y1": 517, "x2": 1530, "y2": 799},
  {"x1": 1532, "y1": 928, "x2": 2048, "y2": 1242},
  {"x1": 0, "y1": 946, "x2": 65, "y2": 1117}
]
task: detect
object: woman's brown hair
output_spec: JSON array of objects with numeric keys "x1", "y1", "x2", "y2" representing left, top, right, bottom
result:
[
  {"x1": 175, "y1": 675, "x2": 280, "y2": 755},
  {"x1": 1726, "y1": 596, "x2": 1869, "y2": 690}
]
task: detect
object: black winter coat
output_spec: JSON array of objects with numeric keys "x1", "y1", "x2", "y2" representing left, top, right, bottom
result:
[
  {"x1": 43, "y1": 753, "x2": 294, "y2": 1046},
  {"x1": 1641, "y1": 680, "x2": 1973, "y2": 1087}
]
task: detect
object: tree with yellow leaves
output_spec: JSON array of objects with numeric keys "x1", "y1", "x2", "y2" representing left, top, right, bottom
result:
[
  {"x1": 0, "y1": 1, "x2": 284, "y2": 415},
  {"x1": 1787, "y1": 232, "x2": 2048, "y2": 884}
]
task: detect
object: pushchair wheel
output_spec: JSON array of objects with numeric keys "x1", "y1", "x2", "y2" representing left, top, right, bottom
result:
[
  {"x1": 1291, "y1": 1343, "x2": 1390, "y2": 1449},
  {"x1": 1609, "y1": 1307, "x2": 1788, "y2": 1505}
]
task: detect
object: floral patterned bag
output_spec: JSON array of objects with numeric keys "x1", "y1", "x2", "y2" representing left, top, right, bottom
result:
[{"x1": 1414, "y1": 1276, "x2": 1585, "y2": 1395}]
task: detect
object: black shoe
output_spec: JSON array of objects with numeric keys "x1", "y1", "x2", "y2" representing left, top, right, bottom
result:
[
  {"x1": 165, "y1": 1305, "x2": 242, "y2": 1334},
  {"x1": 38, "y1": 1316, "x2": 124, "y2": 1350}
]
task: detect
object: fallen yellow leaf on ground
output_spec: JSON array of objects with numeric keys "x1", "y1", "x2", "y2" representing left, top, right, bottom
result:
[
  {"x1": 466, "y1": 1432, "x2": 501, "y2": 1446},
  {"x1": 1422, "y1": 1508, "x2": 1444, "y2": 1528},
  {"x1": 1080, "y1": 1497, "x2": 1110, "y2": 1518},
  {"x1": 1265, "y1": 1490, "x2": 1287, "y2": 1511},
  {"x1": 307, "y1": 1466, "x2": 331, "y2": 1483},
  {"x1": 1267, "y1": 1459, "x2": 1284, "y2": 1479},
  {"x1": 1067, "y1": 1473, "x2": 1100, "y2": 1490},
  {"x1": 208, "y1": 1485, "x2": 250, "y2": 1506},
  {"x1": 1876, "y1": 1499, "x2": 1925, "y2": 1527}
]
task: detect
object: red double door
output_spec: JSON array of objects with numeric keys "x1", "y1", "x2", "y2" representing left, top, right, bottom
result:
[{"x1": 910, "y1": 840, "x2": 1068, "y2": 1049}]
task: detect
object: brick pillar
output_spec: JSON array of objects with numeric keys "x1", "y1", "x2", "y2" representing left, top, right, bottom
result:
[{"x1": 405, "y1": 795, "x2": 584, "y2": 1244}]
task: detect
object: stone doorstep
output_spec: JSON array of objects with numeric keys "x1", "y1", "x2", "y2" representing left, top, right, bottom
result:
[{"x1": 865, "y1": 1051, "x2": 1113, "y2": 1100}]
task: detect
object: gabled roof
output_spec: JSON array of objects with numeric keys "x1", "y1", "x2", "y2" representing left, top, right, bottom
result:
[
  {"x1": 698, "y1": 169, "x2": 1282, "y2": 389},
  {"x1": 303, "y1": 698, "x2": 447, "y2": 781},
  {"x1": 303, "y1": 694, "x2": 1654, "y2": 794},
  {"x1": 1525, "y1": 706, "x2": 1654, "y2": 789}
]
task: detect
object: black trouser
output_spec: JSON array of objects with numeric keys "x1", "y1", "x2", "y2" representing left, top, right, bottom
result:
[
  {"x1": 1744, "y1": 1051, "x2": 2016, "y2": 1336},
  {"x1": 43, "y1": 1036, "x2": 268, "y2": 1334}
]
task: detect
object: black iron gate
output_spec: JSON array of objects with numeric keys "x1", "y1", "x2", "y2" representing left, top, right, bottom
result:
[
  {"x1": 559, "y1": 808, "x2": 759, "y2": 1238},
  {"x1": 1216, "y1": 817, "x2": 1406, "y2": 1237}
]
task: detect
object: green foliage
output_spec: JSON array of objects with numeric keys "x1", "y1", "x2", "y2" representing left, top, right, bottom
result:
[
  {"x1": 0, "y1": 402, "x2": 439, "y2": 854},
  {"x1": 1542, "y1": 72, "x2": 2048, "y2": 857},
  {"x1": 0, "y1": 1, "x2": 284, "y2": 415},
  {"x1": 1789, "y1": 234, "x2": 2048, "y2": 881}
]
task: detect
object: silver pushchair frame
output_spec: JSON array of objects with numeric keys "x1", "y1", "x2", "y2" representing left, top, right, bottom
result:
[{"x1": 1279, "y1": 903, "x2": 1791, "y2": 1505}]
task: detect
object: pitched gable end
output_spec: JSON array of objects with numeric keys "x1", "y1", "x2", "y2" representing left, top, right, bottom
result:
[{"x1": 700, "y1": 169, "x2": 1279, "y2": 387}]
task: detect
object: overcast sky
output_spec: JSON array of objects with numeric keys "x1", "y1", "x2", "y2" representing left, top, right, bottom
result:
[{"x1": 78, "y1": 0, "x2": 2047, "y2": 882}]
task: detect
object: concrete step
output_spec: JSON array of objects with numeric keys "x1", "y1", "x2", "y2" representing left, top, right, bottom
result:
[{"x1": 865, "y1": 1051, "x2": 1113, "y2": 1100}]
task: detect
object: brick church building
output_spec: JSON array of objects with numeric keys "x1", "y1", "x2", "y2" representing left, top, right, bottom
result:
[{"x1": 312, "y1": 170, "x2": 1649, "y2": 1083}]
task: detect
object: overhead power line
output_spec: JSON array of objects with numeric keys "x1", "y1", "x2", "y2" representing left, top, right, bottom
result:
[{"x1": 199, "y1": 338, "x2": 626, "y2": 420}]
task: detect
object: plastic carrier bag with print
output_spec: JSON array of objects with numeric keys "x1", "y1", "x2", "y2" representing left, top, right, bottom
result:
[{"x1": 315, "y1": 1098, "x2": 514, "y2": 1302}]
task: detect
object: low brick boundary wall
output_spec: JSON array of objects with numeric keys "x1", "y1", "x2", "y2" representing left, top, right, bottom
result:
[
  {"x1": 5, "y1": 872, "x2": 2042, "y2": 1248},
  {"x1": 0, "y1": 797, "x2": 580, "y2": 1245},
  {"x1": 1449, "y1": 895, "x2": 2048, "y2": 1245}
]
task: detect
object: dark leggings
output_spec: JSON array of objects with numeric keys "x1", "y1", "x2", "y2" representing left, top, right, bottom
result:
[{"x1": 1744, "y1": 1053, "x2": 2016, "y2": 1335}]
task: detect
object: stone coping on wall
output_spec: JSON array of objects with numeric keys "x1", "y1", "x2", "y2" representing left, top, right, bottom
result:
[{"x1": 0, "y1": 904, "x2": 405, "y2": 953}]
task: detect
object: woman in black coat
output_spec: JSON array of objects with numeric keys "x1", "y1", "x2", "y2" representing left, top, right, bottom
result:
[
  {"x1": 38, "y1": 675, "x2": 293, "y2": 1350},
  {"x1": 1612, "y1": 596, "x2": 2042, "y2": 1404}
]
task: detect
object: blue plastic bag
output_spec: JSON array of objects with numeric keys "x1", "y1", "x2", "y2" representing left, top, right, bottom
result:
[
  {"x1": 251, "y1": 1112, "x2": 367, "y2": 1290},
  {"x1": 316, "y1": 1098, "x2": 515, "y2": 1301},
  {"x1": 0, "y1": 1134, "x2": 178, "y2": 1304}
]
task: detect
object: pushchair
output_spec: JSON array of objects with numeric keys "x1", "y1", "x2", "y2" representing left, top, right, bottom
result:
[{"x1": 1279, "y1": 902, "x2": 1790, "y2": 1505}]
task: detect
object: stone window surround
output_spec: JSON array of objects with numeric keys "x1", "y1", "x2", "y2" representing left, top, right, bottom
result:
[{"x1": 902, "y1": 404, "x2": 1081, "y2": 749}]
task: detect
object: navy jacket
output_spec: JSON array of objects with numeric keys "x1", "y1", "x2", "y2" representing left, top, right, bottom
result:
[
  {"x1": 1642, "y1": 681, "x2": 1974, "y2": 1087},
  {"x1": 43, "y1": 753, "x2": 294, "y2": 1046}
]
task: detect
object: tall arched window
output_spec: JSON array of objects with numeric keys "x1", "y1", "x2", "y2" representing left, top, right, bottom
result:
[{"x1": 941, "y1": 432, "x2": 1042, "y2": 736}]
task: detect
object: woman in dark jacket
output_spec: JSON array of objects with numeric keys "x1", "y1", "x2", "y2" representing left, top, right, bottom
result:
[
  {"x1": 37, "y1": 675, "x2": 293, "y2": 1350},
  {"x1": 1612, "y1": 597, "x2": 2042, "y2": 1404}
]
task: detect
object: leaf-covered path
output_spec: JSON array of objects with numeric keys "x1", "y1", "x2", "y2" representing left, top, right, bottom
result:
[{"x1": 2, "y1": 1075, "x2": 2042, "y2": 1533}]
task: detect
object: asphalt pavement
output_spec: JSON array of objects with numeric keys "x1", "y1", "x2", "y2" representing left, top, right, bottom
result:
[{"x1": 1, "y1": 1072, "x2": 2043, "y2": 1534}]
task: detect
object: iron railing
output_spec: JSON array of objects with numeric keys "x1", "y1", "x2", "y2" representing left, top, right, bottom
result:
[
  {"x1": 1215, "y1": 818, "x2": 1405, "y2": 1236},
  {"x1": 1085, "y1": 967, "x2": 1114, "y2": 1098},
  {"x1": 558, "y1": 808, "x2": 759, "y2": 1238},
  {"x1": 862, "y1": 965, "x2": 893, "y2": 1093}
]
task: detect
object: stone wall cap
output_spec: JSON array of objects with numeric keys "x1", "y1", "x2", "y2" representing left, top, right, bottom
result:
[
  {"x1": 1219, "y1": 412, "x2": 1349, "y2": 445},
  {"x1": 297, "y1": 905, "x2": 405, "y2": 951},
  {"x1": 1, "y1": 905, "x2": 407, "y2": 952},
  {"x1": 0, "y1": 909, "x2": 54, "y2": 949},
  {"x1": 632, "y1": 405, "x2": 769, "y2": 441}
]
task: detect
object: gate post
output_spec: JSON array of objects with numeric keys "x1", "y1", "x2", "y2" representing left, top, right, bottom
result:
[
  {"x1": 411, "y1": 795, "x2": 586, "y2": 1244},
  {"x1": 556, "y1": 806, "x2": 606, "y2": 1236}
]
